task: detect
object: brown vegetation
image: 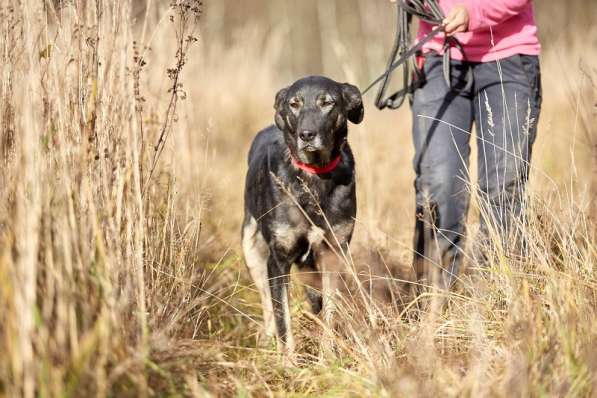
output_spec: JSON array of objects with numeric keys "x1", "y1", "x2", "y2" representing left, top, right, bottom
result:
[{"x1": 0, "y1": 0, "x2": 595, "y2": 396}]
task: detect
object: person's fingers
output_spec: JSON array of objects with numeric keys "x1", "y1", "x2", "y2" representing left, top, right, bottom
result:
[
  {"x1": 453, "y1": 24, "x2": 467, "y2": 34},
  {"x1": 442, "y1": 10, "x2": 458, "y2": 32},
  {"x1": 444, "y1": 18, "x2": 462, "y2": 35},
  {"x1": 442, "y1": 12, "x2": 454, "y2": 25},
  {"x1": 443, "y1": 8, "x2": 468, "y2": 36},
  {"x1": 444, "y1": 22, "x2": 459, "y2": 35}
]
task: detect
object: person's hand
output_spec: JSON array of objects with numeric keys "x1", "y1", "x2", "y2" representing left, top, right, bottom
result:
[
  {"x1": 388, "y1": 1, "x2": 469, "y2": 35},
  {"x1": 443, "y1": 5, "x2": 470, "y2": 36}
]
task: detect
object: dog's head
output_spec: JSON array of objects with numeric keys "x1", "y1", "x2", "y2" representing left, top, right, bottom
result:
[{"x1": 274, "y1": 76, "x2": 364, "y2": 167}]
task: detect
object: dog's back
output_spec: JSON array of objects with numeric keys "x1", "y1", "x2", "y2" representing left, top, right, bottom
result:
[{"x1": 247, "y1": 125, "x2": 282, "y2": 168}]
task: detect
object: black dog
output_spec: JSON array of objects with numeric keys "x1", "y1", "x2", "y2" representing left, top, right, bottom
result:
[{"x1": 242, "y1": 76, "x2": 364, "y2": 351}]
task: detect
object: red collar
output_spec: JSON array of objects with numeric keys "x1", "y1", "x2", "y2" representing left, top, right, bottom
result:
[{"x1": 291, "y1": 154, "x2": 342, "y2": 175}]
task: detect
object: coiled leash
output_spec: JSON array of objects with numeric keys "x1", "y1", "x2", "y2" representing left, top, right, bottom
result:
[{"x1": 362, "y1": 0, "x2": 473, "y2": 110}]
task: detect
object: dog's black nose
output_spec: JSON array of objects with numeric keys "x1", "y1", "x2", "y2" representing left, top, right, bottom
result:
[{"x1": 299, "y1": 130, "x2": 316, "y2": 142}]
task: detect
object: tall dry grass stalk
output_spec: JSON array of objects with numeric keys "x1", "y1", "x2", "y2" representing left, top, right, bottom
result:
[
  {"x1": 0, "y1": 1, "x2": 212, "y2": 396},
  {"x1": 0, "y1": 0, "x2": 596, "y2": 396}
]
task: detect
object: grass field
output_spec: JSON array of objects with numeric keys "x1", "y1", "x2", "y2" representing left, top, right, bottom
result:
[{"x1": 0, "y1": 0, "x2": 596, "y2": 396}]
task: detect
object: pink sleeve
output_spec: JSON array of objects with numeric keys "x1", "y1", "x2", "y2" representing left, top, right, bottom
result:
[{"x1": 463, "y1": 0, "x2": 531, "y2": 31}]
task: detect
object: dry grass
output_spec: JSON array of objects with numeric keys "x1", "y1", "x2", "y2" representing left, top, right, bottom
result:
[{"x1": 0, "y1": 0, "x2": 596, "y2": 397}]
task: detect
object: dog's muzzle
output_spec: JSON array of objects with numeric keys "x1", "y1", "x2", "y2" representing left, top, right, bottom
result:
[{"x1": 297, "y1": 133, "x2": 325, "y2": 153}]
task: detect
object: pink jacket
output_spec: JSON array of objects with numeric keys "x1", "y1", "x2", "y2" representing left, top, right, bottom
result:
[{"x1": 418, "y1": 0, "x2": 541, "y2": 62}]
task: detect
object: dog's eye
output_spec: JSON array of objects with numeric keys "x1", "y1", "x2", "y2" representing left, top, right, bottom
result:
[
  {"x1": 289, "y1": 99, "x2": 301, "y2": 110},
  {"x1": 320, "y1": 99, "x2": 335, "y2": 107}
]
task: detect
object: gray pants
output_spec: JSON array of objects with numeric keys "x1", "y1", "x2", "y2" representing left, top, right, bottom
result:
[{"x1": 411, "y1": 54, "x2": 542, "y2": 287}]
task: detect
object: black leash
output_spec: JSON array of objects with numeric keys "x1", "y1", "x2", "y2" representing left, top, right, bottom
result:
[
  {"x1": 363, "y1": 0, "x2": 473, "y2": 110},
  {"x1": 362, "y1": 25, "x2": 442, "y2": 105}
]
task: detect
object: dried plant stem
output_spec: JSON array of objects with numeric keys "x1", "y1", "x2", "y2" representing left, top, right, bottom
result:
[{"x1": 143, "y1": 1, "x2": 201, "y2": 197}]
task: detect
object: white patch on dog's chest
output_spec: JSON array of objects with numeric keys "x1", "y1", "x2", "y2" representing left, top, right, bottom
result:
[
  {"x1": 272, "y1": 222, "x2": 300, "y2": 250},
  {"x1": 272, "y1": 220, "x2": 326, "y2": 252},
  {"x1": 307, "y1": 225, "x2": 325, "y2": 246}
]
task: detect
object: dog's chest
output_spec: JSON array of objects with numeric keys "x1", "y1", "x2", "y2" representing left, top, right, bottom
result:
[
  {"x1": 271, "y1": 205, "x2": 325, "y2": 252},
  {"x1": 270, "y1": 181, "x2": 353, "y2": 253}
]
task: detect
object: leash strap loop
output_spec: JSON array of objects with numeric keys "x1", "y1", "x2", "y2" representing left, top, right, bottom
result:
[
  {"x1": 442, "y1": 37, "x2": 474, "y2": 94},
  {"x1": 363, "y1": 0, "x2": 474, "y2": 110}
]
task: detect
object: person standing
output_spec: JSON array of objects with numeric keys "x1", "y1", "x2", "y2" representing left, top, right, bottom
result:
[{"x1": 400, "y1": 1, "x2": 542, "y2": 288}]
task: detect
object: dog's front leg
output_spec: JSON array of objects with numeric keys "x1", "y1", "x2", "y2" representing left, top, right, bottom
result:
[
  {"x1": 267, "y1": 249, "x2": 294, "y2": 352},
  {"x1": 318, "y1": 247, "x2": 343, "y2": 325}
]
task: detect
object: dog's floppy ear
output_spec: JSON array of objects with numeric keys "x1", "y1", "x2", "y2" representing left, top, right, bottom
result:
[
  {"x1": 341, "y1": 83, "x2": 364, "y2": 124},
  {"x1": 274, "y1": 87, "x2": 289, "y2": 131}
]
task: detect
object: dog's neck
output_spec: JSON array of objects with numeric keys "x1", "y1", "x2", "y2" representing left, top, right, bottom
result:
[{"x1": 290, "y1": 154, "x2": 342, "y2": 175}]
